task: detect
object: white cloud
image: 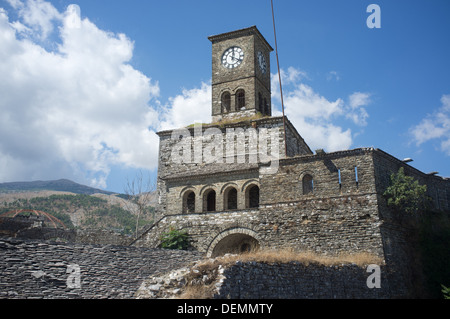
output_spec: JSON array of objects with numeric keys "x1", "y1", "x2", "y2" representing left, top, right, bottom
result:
[
  {"x1": 326, "y1": 70, "x2": 340, "y2": 81},
  {"x1": 0, "y1": 2, "x2": 375, "y2": 189},
  {"x1": 159, "y1": 83, "x2": 211, "y2": 131},
  {"x1": 347, "y1": 92, "x2": 371, "y2": 126},
  {"x1": 271, "y1": 68, "x2": 370, "y2": 152},
  {"x1": 7, "y1": 0, "x2": 61, "y2": 40},
  {"x1": 0, "y1": 2, "x2": 160, "y2": 188},
  {"x1": 349, "y1": 92, "x2": 371, "y2": 109},
  {"x1": 410, "y1": 94, "x2": 450, "y2": 155}
]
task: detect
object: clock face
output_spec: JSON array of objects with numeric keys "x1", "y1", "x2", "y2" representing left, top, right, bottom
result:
[
  {"x1": 257, "y1": 51, "x2": 267, "y2": 74},
  {"x1": 222, "y1": 46, "x2": 244, "y2": 69}
]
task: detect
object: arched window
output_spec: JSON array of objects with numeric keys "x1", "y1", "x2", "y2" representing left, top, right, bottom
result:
[
  {"x1": 236, "y1": 89, "x2": 245, "y2": 109},
  {"x1": 302, "y1": 174, "x2": 314, "y2": 195},
  {"x1": 204, "y1": 189, "x2": 216, "y2": 212},
  {"x1": 221, "y1": 92, "x2": 231, "y2": 113},
  {"x1": 183, "y1": 191, "x2": 195, "y2": 214},
  {"x1": 224, "y1": 187, "x2": 237, "y2": 210},
  {"x1": 246, "y1": 185, "x2": 260, "y2": 208}
]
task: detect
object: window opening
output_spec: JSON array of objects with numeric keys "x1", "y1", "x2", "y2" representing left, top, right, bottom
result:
[
  {"x1": 236, "y1": 90, "x2": 245, "y2": 109},
  {"x1": 338, "y1": 169, "x2": 342, "y2": 190},
  {"x1": 184, "y1": 191, "x2": 195, "y2": 214},
  {"x1": 226, "y1": 187, "x2": 238, "y2": 210},
  {"x1": 247, "y1": 185, "x2": 260, "y2": 208},
  {"x1": 205, "y1": 190, "x2": 216, "y2": 212},
  {"x1": 302, "y1": 174, "x2": 314, "y2": 195},
  {"x1": 221, "y1": 92, "x2": 231, "y2": 113}
]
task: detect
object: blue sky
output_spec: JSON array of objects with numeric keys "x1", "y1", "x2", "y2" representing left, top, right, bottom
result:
[{"x1": 0, "y1": 0, "x2": 449, "y2": 193}]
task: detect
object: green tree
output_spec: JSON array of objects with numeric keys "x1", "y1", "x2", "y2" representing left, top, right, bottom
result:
[{"x1": 383, "y1": 167, "x2": 429, "y2": 215}]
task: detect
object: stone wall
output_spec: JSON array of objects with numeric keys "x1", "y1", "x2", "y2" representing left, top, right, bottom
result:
[
  {"x1": 372, "y1": 149, "x2": 450, "y2": 212},
  {"x1": 136, "y1": 258, "x2": 402, "y2": 299},
  {"x1": 154, "y1": 116, "x2": 311, "y2": 220},
  {"x1": 135, "y1": 147, "x2": 386, "y2": 259},
  {"x1": 133, "y1": 193, "x2": 385, "y2": 258},
  {"x1": 215, "y1": 262, "x2": 392, "y2": 299},
  {"x1": 0, "y1": 238, "x2": 203, "y2": 299}
]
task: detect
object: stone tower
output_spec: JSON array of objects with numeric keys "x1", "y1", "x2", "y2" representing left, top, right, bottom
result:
[
  {"x1": 149, "y1": 26, "x2": 312, "y2": 224},
  {"x1": 209, "y1": 26, "x2": 274, "y2": 122}
]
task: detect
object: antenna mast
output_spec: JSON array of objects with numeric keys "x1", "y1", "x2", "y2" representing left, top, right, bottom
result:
[{"x1": 271, "y1": 0, "x2": 288, "y2": 157}]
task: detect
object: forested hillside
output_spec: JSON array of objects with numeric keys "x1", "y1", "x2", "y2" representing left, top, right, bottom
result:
[{"x1": 0, "y1": 194, "x2": 154, "y2": 235}]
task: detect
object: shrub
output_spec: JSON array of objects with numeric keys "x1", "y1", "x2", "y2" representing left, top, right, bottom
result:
[
  {"x1": 160, "y1": 228, "x2": 189, "y2": 250},
  {"x1": 442, "y1": 285, "x2": 450, "y2": 299}
]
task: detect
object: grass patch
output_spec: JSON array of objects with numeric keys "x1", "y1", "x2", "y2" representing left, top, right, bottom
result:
[
  {"x1": 185, "y1": 113, "x2": 270, "y2": 129},
  {"x1": 197, "y1": 248, "x2": 383, "y2": 268}
]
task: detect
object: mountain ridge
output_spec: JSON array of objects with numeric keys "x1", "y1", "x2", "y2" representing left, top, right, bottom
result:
[{"x1": 0, "y1": 179, "x2": 116, "y2": 195}]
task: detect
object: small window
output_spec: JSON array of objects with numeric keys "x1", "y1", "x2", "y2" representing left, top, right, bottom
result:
[
  {"x1": 221, "y1": 92, "x2": 231, "y2": 113},
  {"x1": 264, "y1": 98, "x2": 269, "y2": 115},
  {"x1": 236, "y1": 89, "x2": 245, "y2": 109},
  {"x1": 338, "y1": 169, "x2": 342, "y2": 190},
  {"x1": 302, "y1": 174, "x2": 314, "y2": 195},
  {"x1": 355, "y1": 166, "x2": 359, "y2": 188}
]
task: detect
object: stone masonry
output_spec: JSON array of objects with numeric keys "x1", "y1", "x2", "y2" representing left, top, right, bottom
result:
[{"x1": 0, "y1": 237, "x2": 202, "y2": 299}]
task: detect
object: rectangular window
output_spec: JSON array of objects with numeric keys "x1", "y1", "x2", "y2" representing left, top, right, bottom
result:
[
  {"x1": 355, "y1": 166, "x2": 359, "y2": 187},
  {"x1": 338, "y1": 169, "x2": 342, "y2": 190}
]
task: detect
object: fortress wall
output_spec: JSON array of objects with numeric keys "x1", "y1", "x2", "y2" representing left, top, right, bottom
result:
[
  {"x1": 135, "y1": 148, "x2": 387, "y2": 258},
  {"x1": 260, "y1": 148, "x2": 377, "y2": 204},
  {"x1": 0, "y1": 238, "x2": 202, "y2": 299},
  {"x1": 215, "y1": 262, "x2": 394, "y2": 299},
  {"x1": 372, "y1": 149, "x2": 450, "y2": 212},
  {"x1": 134, "y1": 193, "x2": 385, "y2": 259}
]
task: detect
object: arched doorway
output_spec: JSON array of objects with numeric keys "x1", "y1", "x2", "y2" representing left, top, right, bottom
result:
[{"x1": 207, "y1": 228, "x2": 260, "y2": 257}]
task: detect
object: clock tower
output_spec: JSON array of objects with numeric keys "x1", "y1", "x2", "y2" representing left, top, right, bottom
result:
[{"x1": 208, "y1": 26, "x2": 274, "y2": 122}]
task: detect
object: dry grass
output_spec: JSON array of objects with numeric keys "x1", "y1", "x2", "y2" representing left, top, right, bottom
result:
[
  {"x1": 186, "y1": 113, "x2": 270, "y2": 129},
  {"x1": 212, "y1": 113, "x2": 268, "y2": 126},
  {"x1": 205, "y1": 248, "x2": 384, "y2": 268},
  {"x1": 180, "y1": 284, "x2": 216, "y2": 299}
]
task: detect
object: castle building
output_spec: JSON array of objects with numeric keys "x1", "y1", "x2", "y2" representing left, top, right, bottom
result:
[{"x1": 133, "y1": 27, "x2": 450, "y2": 295}]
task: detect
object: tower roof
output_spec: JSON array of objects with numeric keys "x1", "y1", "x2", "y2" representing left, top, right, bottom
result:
[{"x1": 208, "y1": 26, "x2": 274, "y2": 52}]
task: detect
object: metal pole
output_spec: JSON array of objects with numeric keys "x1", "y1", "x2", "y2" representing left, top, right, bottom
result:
[{"x1": 271, "y1": 0, "x2": 288, "y2": 158}]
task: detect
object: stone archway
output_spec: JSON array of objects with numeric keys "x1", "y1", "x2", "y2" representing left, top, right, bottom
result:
[{"x1": 207, "y1": 228, "x2": 260, "y2": 258}]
